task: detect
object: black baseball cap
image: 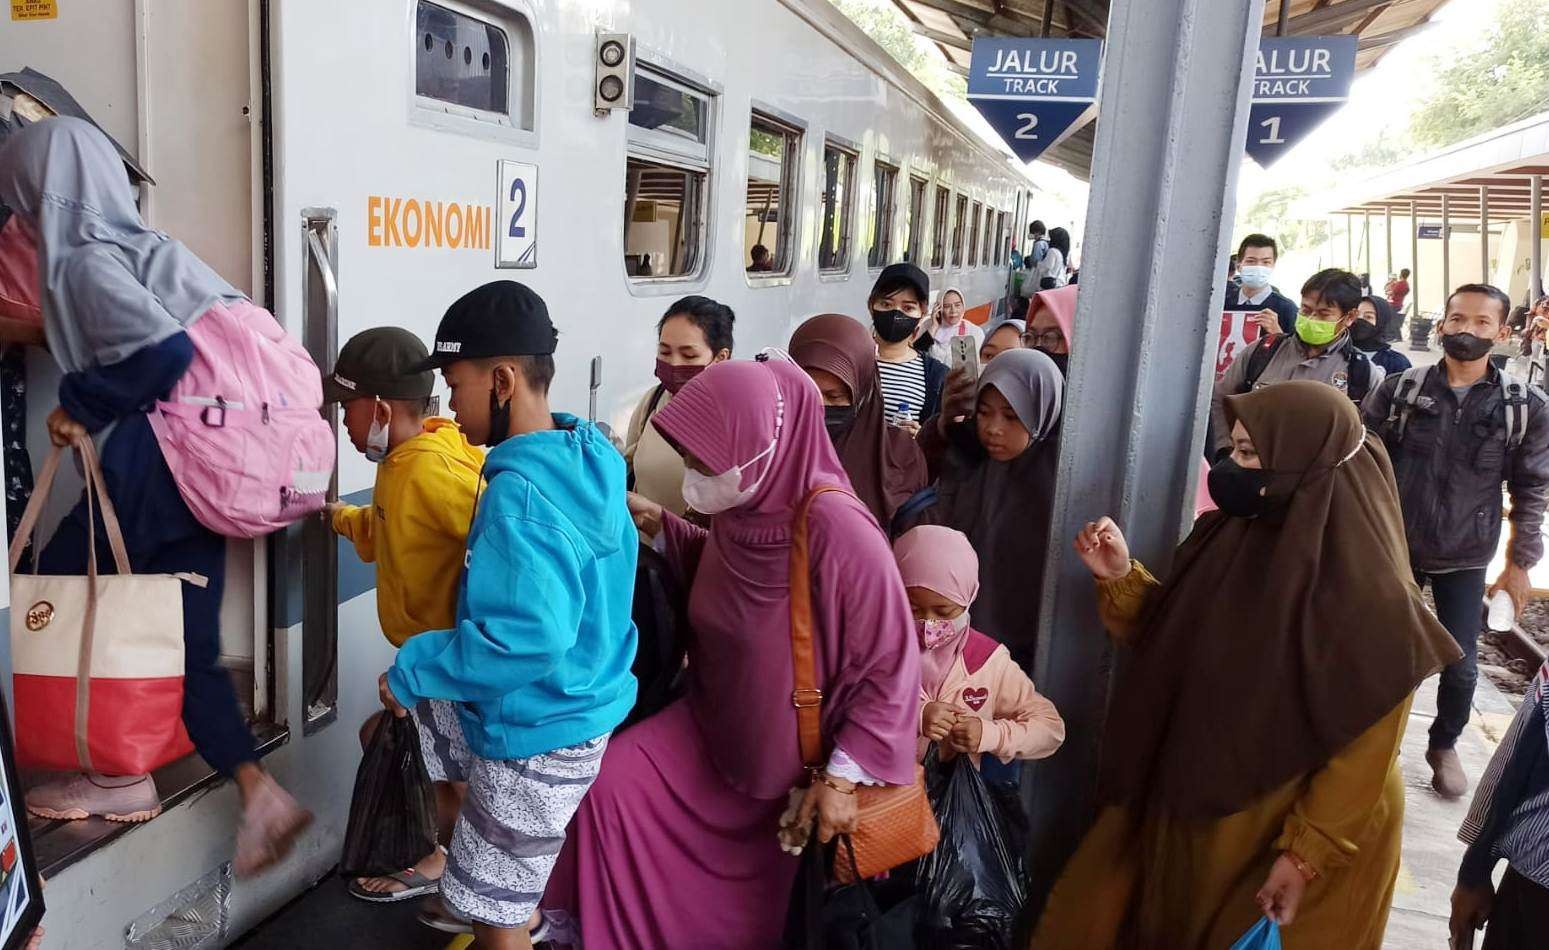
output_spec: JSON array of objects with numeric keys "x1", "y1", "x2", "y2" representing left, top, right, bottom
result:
[
  {"x1": 414, "y1": 280, "x2": 558, "y2": 372},
  {"x1": 871, "y1": 262, "x2": 929, "y2": 305},
  {"x1": 323, "y1": 327, "x2": 434, "y2": 403}
]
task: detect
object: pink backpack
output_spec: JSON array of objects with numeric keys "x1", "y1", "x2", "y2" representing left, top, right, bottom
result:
[{"x1": 147, "y1": 298, "x2": 336, "y2": 538}]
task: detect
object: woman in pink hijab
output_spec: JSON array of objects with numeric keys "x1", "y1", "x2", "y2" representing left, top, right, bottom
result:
[{"x1": 541, "y1": 358, "x2": 920, "y2": 947}]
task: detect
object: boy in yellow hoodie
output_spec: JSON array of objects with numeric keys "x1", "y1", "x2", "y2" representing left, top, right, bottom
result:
[{"x1": 321, "y1": 327, "x2": 485, "y2": 906}]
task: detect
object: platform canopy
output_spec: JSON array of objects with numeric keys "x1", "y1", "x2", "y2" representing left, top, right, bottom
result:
[{"x1": 890, "y1": 0, "x2": 1452, "y2": 178}]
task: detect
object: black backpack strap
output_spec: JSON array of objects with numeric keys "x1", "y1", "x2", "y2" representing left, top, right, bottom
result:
[
  {"x1": 1500, "y1": 373, "x2": 1530, "y2": 452},
  {"x1": 1385, "y1": 366, "x2": 1430, "y2": 442},
  {"x1": 1239, "y1": 334, "x2": 1285, "y2": 394}
]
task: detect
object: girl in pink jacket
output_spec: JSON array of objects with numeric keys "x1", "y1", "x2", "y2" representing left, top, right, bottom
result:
[{"x1": 895, "y1": 525, "x2": 1066, "y2": 766}]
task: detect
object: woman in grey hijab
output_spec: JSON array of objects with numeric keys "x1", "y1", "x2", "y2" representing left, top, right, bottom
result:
[
  {"x1": 0, "y1": 117, "x2": 310, "y2": 874},
  {"x1": 912, "y1": 348, "x2": 1064, "y2": 671}
]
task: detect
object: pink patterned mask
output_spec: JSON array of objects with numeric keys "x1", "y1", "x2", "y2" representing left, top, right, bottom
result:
[{"x1": 916, "y1": 614, "x2": 968, "y2": 651}]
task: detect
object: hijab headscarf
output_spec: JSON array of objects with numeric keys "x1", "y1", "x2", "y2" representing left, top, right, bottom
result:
[
  {"x1": 1028, "y1": 284, "x2": 1078, "y2": 347},
  {"x1": 931, "y1": 287, "x2": 967, "y2": 344},
  {"x1": 936, "y1": 348, "x2": 1063, "y2": 665},
  {"x1": 1102, "y1": 381, "x2": 1461, "y2": 817},
  {"x1": 894, "y1": 525, "x2": 980, "y2": 696},
  {"x1": 0, "y1": 116, "x2": 241, "y2": 373},
  {"x1": 790, "y1": 314, "x2": 928, "y2": 525}
]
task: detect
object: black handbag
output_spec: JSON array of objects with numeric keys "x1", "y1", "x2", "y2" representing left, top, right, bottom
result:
[{"x1": 783, "y1": 832, "x2": 917, "y2": 950}]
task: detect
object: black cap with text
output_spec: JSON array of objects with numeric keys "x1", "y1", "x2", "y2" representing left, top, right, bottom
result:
[
  {"x1": 322, "y1": 327, "x2": 434, "y2": 403},
  {"x1": 414, "y1": 280, "x2": 558, "y2": 372}
]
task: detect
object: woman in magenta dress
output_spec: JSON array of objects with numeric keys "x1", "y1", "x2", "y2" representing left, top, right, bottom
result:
[{"x1": 541, "y1": 358, "x2": 921, "y2": 948}]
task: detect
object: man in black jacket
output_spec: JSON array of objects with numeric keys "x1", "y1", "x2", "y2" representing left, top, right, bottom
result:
[{"x1": 1363, "y1": 283, "x2": 1549, "y2": 800}]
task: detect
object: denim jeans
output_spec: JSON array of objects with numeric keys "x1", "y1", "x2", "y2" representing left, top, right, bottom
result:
[{"x1": 1419, "y1": 568, "x2": 1488, "y2": 750}]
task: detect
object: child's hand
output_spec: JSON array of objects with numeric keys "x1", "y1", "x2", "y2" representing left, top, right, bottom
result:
[
  {"x1": 922, "y1": 702, "x2": 957, "y2": 741},
  {"x1": 321, "y1": 501, "x2": 345, "y2": 525},
  {"x1": 378, "y1": 673, "x2": 408, "y2": 719},
  {"x1": 947, "y1": 714, "x2": 983, "y2": 754}
]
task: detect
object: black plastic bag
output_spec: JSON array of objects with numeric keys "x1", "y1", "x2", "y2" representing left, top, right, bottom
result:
[
  {"x1": 915, "y1": 749, "x2": 1026, "y2": 950},
  {"x1": 784, "y1": 832, "x2": 916, "y2": 950},
  {"x1": 338, "y1": 713, "x2": 438, "y2": 878},
  {"x1": 620, "y1": 542, "x2": 690, "y2": 730}
]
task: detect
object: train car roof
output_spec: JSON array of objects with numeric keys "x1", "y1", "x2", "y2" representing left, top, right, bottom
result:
[{"x1": 892, "y1": 0, "x2": 1452, "y2": 180}]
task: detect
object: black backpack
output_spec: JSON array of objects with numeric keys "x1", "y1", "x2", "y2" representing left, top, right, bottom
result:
[
  {"x1": 1239, "y1": 334, "x2": 1373, "y2": 403},
  {"x1": 619, "y1": 542, "x2": 689, "y2": 731}
]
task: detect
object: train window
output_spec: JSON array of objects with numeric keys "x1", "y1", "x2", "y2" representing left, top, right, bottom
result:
[
  {"x1": 414, "y1": 1, "x2": 523, "y2": 121},
  {"x1": 819, "y1": 139, "x2": 857, "y2": 273},
  {"x1": 746, "y1": 115, "x2": 801, "y2": 276},
  {"x1": 995, "y1": 211, "x2": 1007, "y2": 265},
  {"x1": 930, "y1": 185, "x2": 949, "y2": 269},
  {"x1": 981, "y1": 207, "x2": 994, "y2": 267},
  {"x1": 626, "y1": 64, "x2": 714, "y2": 281},
  {"x1": 951, "y1": 194, "x2": 967, "y2": 268},
  {"x1": 867, "y1": 160, "x2": 898, "y2": 269},
  {"x1": 905, "y1": 176, "x2": 927, "y2": 265},
  {"x1": 968, "y1": 201, "x2": 982, "y2": 268}
]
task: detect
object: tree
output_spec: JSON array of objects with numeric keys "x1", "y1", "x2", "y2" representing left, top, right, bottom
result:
[
  {"x1": 1239, "y1": 184, "x2": 1329, "y2": 255},
  {"x1": 1409, "y1": 0, "x2": 1549, "y2": 148},
  {"x1": 831, "y1": 0, "x2": 967, "y2": 101}
]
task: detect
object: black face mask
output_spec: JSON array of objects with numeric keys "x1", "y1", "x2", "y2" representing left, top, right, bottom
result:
[
  {"x1": 1441, "y1": 331, "x2": 1495, "y2": 363},
  {"x1": 486, "y1": 376, "x2": 512, "y2": 448},
  {"x1": 1038, "y1": 349, "x2": 1071, "y2": 376},
  {"x1": 1348, "y1": 319, "x2": 1383, "y2": 351},
  {"x1": 871, "y1": 308, "x2": 921, "y2": 344},
  {"x1": 823, "y1": 405, "x2": 856, "y2": 440},
  {"x1": 1207, "y1": 456, "x2": 1273, "y2": 519}
]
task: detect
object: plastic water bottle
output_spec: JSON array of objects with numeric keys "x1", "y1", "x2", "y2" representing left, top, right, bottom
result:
[
  {"x1": 895, "y1": 401, "x2": 912, "y2": 426},
  {"x1": 1487, "y1": 589, "x2": 1516, "y2": 632}
]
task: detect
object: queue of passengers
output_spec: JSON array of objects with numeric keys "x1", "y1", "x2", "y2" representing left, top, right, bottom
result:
[{"x1": 1, "y1": 114, "x2": 1547, "y2": 949}]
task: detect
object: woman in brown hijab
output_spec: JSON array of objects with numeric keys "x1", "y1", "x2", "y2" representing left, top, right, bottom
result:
[
  {"x1": 790, "y1": 313, "x2": 928, "y2": 526},
  {"x1": 1032, "y1": 381, "x2": 1461, "y2": 950}
]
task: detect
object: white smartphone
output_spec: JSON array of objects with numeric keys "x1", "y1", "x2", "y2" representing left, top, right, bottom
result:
[{"x1": 950, "y1": 334, "x2": 980, "y2": 380}]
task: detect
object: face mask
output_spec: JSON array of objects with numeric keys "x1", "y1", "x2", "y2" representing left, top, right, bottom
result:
[
  {"x1": 486, "y1": 374, "x2": 511, "y2": 448},
  {"x1": 681, "y1": 437, "x2": 778, "y2": 515},
  {"x1": 1038, "y1": 349, "x2": 1071, "y2": 376},
  {"x1": 1441, "y1": 331, "x2": 1494, "y2": 363},
  {"x1": 1294, "y1": 315, "x2": 1340, "y2": 347},
  {"x1": 823, "y1": 404, "x2": 856, "y2": 440},
  {"x1": 655, "y1": 358, "x2": 706, "y2": 395},
  {"x1": 1238, "y1": 265, "x2": 1273, "y2": 289},
  {"x1": 872, "y1": 308, "x2": 921, "y2": 344},
  {"x1": 915, "y1": 612, "x2": 969, "y2": 651},
  {"x1": 1348, "y1": 319, "x2": 1382, "y2": 351},
  {"x1": 365, "y1": 401, "x2": 390, "y2": 463},
  {"x1": 1207, "y1": 456, "x2": 1272, "y2": 519}
]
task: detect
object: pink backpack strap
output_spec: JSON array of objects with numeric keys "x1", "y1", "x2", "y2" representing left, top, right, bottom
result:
[{"x1": 962, "y1": 630, "x2": 1001, "y2": 676}]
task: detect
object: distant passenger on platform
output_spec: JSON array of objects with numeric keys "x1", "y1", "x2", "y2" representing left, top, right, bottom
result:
[
  {"x1": 320, "y1": 327, "x2": 484, "y2": 905},
  {"x1": 1362, "y1": 283, "x2": 1549, "y2": 802},
  {"x1": 747, "y1": 243, "x2": 773, "y2": 272},
  {"x1": 790, "y1": 313, "x2": 927, "y2": 527},
  {"x1": 1450, "y1": 658, "x2": 1549, "y2": 949},
  {"x1": 1228, "y1": 253, "x2": 1239, "y2": 285},
  {"x1": 1227, "y1": 233, "x2": 1299, "y2": 337},
  {"x1": 1385, "y1": 268, "x2": 1411, "y2": 314},
  {"x1": 1211, "y1": 268, "x2": 1384, "y2": 458},
  {"x1": 898, "y1": 525, "x2": 1064, "y2": 767},
  {"x1": 1360, "y1": 272, "x2": 1373, "y2": 297},
  {"x1": 624, "y1": 295, "x2": 734, "y2": 524},
  {"x1": 870, "y1": 262, "x2": 946, "y2": 435},
  {"x1": 0, "y1": 116, "x2": 311, "y2": 875},
  {"x1": 979, "y1": 317, "x2": 1025, "y2": 365},
  {"x1": 1026, "y1": 219, "x2": 1049, "y2": 272},
  {"x1": 380, "y1": 282, "x2": 638, "y2": 947},
  {"x1": 1352, "y1": 296, "x2": 1412, "y2": 375},
  {"x1": 1034, "y1": 382, "x2": 1460, "y2": 949},
  {"x1": 920, "y1": 286, "x2": 984, "y2": 364},
  {"x1": 912, "y1": 349, "x2": 1062, "y2": 671},
  {"x1": 1037, "y1": 227, "x2": 1071, "y2": 290}
]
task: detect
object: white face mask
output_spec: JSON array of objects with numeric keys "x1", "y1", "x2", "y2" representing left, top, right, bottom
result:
[
  {"x1": 365, "y1": 401, "x2": 389, "y2": 463},
  {"x1": 681, "y1": 437, "x2": 777, "y2": 514},
  {"x1": 1238, "y1": 264, "x2": 1273, "y2": 289}
]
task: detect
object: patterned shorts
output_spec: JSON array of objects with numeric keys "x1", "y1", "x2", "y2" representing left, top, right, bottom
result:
[{"x1": 412, "y1": 699, "x2": 608, "y2": 928}]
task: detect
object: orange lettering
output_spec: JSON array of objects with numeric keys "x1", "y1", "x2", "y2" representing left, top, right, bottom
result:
[
  {"x1": 367, "y1": 196, "x2": 383, "y2": 247},
  {"x1": 466, "y1": 204, "x2": 488, "y2": 250},
  {"x1": 446, "y1": 202, "x2": 463, "y2": 248},
  {"x1": 403, "y1": 199, "x2": 422, "y2": 248},
  {"x1": 383, "y1": 198, "x2": 403, "y2": 246},
  {"x1": 425, "y1": 201, "x2": 443, "y2": 247}
]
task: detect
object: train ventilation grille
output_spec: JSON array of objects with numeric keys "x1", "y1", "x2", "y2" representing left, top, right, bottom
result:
[{"x1": 124, "y1": 864, "x2": 231, "y2": 950}]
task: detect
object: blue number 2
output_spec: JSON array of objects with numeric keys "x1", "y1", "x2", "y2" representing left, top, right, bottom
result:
[{"x1": 508, "y1": 177, "x2": 528, "y2": 239}]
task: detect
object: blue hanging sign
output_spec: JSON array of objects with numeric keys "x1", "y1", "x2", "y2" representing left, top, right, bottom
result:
[
  {"x1": 1246, "y1": 36, "x2": 1357, "y2": 167},
  {"x1": 967, "y1": 38, "x2": 1103, "y2": 163}
]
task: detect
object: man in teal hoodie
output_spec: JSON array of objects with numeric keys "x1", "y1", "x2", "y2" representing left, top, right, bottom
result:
[{"x1": 379, "y1": 281, "x2": 638, "y2": 948}]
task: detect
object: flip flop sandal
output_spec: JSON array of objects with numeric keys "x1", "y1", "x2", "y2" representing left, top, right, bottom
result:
[
  {"x1": 416, "y1": 902, "x2": 474, "y2": 935},
  {"x1": 348, "y1": 868, "x2": 441, "y2": 903}
]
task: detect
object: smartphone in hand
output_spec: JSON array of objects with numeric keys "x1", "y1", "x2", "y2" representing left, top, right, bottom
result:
[{"x1": 950, "y1": 334, "x2": 980, "y2": 380}]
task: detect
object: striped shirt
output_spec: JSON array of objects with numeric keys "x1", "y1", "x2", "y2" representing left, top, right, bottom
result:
[
  {"x1": 1459, "y1": 660, "x2": 1549, "y2": 888},
  {"x1": 877, "y1": 356, "x2": 928, "y2": 424}
]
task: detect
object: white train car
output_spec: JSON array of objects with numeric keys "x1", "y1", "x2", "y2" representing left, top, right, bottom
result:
[{"x1": 0, "y1": 1, "x2": 1036, "y2": 945}]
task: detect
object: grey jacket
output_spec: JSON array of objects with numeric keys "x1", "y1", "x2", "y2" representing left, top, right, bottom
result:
[
  {"x1": 1212, "y1": 333, "x2": 1385, "y2": 453},
  {"x1": 1362, "y1": 364, "x2": 1549, "y2": 572}
]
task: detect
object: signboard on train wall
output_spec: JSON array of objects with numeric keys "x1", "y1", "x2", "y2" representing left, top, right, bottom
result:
[
  {"x1": 967, "y1": 38, "x2": 1103, "y2": 164},
  {"x1": 1246, "y1": 36, "x2": 1357, "y2": 167},
  {"x1": 495, "y1": 160, "x2": 537, "y2": 269}
]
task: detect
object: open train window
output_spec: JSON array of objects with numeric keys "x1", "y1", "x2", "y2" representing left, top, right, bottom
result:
[
  {"x1": 905, "y1": 175, "x2": 927, "y2": 265},
  {"x1": 625, "y1": 64, "x2": 714, "y2": 281},
  {"x1": 819, "y1": 139, "x2": 857, "y2": 273},
  {"x1": 930, "y1": 184, "x2": 949, "y2": 270},
  {"x1": 746, "y1": 113, "x2": 801, "y2": 277},
  {"x1": 867, "y1": 160, "x2": 898, "y2": 269},
  {"x1": 951, "y1": 194, "x2": 967, "y2": 268},
  {"x1": 412, "y1": 0, "x2": 535, "y2": 133},
  {"x1": 968, "y1": 201, "x2": 982, "y2": 268}
]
